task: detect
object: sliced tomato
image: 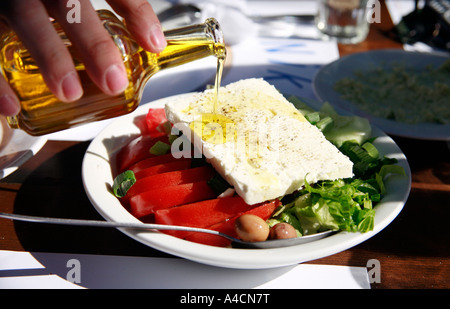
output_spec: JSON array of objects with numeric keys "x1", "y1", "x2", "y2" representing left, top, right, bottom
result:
[
  {"x1": 134, "y1": 159, "x2": 192, "y2": 179},
  {"x1": 129, "y1": 181, "x2": 217, "y2": 219},
  {"x1": 116, "y1": 133, "x2": 168, "y2": 173},
  {"x1": 185, "y1": 220, "x2": 237, "y2": 248},
  {"x1": 146, "y1": 108, "x2": 168, "y2": 133},
  {"x1": 131, "y1": 114, "x2": 151, "y2": 135},
  {"x1": 184, "y1": 199, "x2": 280, "y2": 247},
  {"x1": 128, "y1": 153, "x2": 178, "y2": 174},
  {"x1": 154, "y1": 196, "x2": 256, "y2": 239},
  {"x1": 122, "y1": 165, "x2": 215, "y2": 203}
]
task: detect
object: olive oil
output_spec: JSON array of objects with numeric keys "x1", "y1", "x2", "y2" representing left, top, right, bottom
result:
[
  {"x1": 0, "y1": 10, "x2": 225, "y2": 136},
  {"x1": 188, "y1": 43, "x2": 236, "y2": 145},
  {"x1": 213, "y1": 48, "x2": 226, "y2": 114}
]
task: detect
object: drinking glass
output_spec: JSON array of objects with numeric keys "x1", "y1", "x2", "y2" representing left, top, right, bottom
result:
[{"x1": 315, "y1": 0, "x2": 370, "y2": 44}]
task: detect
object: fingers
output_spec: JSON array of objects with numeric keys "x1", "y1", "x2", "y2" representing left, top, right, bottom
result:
[
  {"x1": 107, "y1": 0, "x2": 167, "y2": 53},
  {"x1": 45, "y1": 0, "x2": 128, "y2": 96},
  {"x1": 0, "y1": 82, "x2": 20, "y2": 116},
  {"x1": 0, "y1": 0, "x2": 83, "y2": 103},
  {"x1": 0, "y1": 21, "x2": 20, "y2": 116}
]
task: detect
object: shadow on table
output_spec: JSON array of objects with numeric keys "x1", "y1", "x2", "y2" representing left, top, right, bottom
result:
[
  {"x1": 9, "y1": 141, "x2": 301, "y2": 289},
  {"x1": 2, "y1": 252, "x2": 303, "y2": 289},
  {"x1": 11, "y1": 141, "x2": 172, "y2": 258}
]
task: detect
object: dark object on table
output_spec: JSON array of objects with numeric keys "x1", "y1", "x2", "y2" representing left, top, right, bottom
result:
[{"x1": 393, "y1": 0, "x2": 450, "y2": 52}]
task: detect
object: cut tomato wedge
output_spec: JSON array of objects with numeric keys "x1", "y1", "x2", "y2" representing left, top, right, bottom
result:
[
  {"x1": 146, "y1": 108, "x2": 168, "y2": 133},
  {"x1": 154, "y1": 196, "x2": 255, "y2": 239},
  {"x1": 122, "y1": 166, "x2": 216, "y2": 203},
  {"x1": 129, "y1": 181, "x2": 217, "y2": 219},
  {"x1": 134, "y1": 159, "x2": 192, "y2": 179},
  {"x1": 184, "y1": 199, "x2": 280, "y2": 247},
  {"x1": 128, "y1": 153, "x2": 179, "y2": 174},
  {"x1": 116, "y1": 133, "x2": 168, "y2": 173}
]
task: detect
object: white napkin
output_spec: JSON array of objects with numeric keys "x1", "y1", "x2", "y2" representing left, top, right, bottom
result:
[
  {"x1": 0, "y1": 250, "x2": 371, "y2": 289},
  {"x1": 165, "y1": 0, "x2": 318, "y2": 17},
  {"x1": 163, "y1": 0, "x2": 320, "y2": 45}
]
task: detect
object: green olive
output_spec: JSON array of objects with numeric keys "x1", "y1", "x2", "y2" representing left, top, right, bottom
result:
[
  {"x1": 269, "y1": 223, "x2": 297, "y2": 240},
  {"x1": 234, "y1": 214, "x2": 270, "y2": 242}
]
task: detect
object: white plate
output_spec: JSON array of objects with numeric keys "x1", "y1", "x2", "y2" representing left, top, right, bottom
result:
[
  {"x1": 313, "y1": 49, "x2": 450, "y2": 141},
  {"x1": 82, "y1": 94, "x2": 411, "y2": 269},
  {"x1": 0, "y1": 117, "x2": 47, "y2": 179}
]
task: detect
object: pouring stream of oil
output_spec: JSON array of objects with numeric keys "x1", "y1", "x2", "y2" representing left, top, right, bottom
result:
[
  {"x1": 213, "y1": 53, "x2": 225, "y2": 114},
  {"x1": 190, "y1": 44, "x2": 234, "y2": 144}
]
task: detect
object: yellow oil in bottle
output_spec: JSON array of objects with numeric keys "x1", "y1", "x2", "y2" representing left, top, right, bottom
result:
[{"x1": 1, "y1": 10, "x2": 225, "y2": 136}]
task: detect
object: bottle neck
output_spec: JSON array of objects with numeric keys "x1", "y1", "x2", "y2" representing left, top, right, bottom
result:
[{"x1": 146, "y1": 18, "x2": 226, "y2": 72}]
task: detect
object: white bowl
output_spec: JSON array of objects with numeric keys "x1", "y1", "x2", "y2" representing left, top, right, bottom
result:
[{"x1": 82, "y1": 94, "x2": 411, "y2": 269}]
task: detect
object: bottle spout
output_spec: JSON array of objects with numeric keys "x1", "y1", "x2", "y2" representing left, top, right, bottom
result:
[
  {"x1": 204, "y1": 18, "x2": 226, "y2": 59},
  {"x1": 205, "y1": 18, "x2": 224, "y2": 45}
]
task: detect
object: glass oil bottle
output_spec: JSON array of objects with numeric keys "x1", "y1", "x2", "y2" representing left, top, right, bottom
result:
[{"x1": 0, "y1": 10, "x2": 225, "y2": 136}]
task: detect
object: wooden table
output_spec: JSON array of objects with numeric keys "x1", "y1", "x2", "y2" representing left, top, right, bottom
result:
[{"x1": 1, "y1": 1, "x2": 448, "y2": 289}]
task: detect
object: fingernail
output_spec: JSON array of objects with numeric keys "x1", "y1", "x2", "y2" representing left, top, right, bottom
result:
[
  {"x1": 0, "y1": 94, "x2": 21, "y2": 116},
  {"x1": 105, "y1": 64, "x2": 129, "y2": 95},
  {"x1": 61, "y1": 72, "x2": 83, "y2": 101},
  {"x1": 149, "y1": 24, "x2": 167, "y2": 52}
]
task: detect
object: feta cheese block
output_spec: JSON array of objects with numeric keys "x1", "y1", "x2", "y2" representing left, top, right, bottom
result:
[{"x1": 165, "y1": 78, "x2": 353, "y2": 205}]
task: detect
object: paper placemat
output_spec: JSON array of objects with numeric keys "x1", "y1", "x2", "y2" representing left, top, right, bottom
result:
[{"x1": 0, "y1": 250, "x2": 370, "y2": 289}]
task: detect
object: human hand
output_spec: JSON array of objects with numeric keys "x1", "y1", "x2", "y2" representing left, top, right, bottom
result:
[{"x1": 0, "y1": 0, "x2": 166, "y2": 116}]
